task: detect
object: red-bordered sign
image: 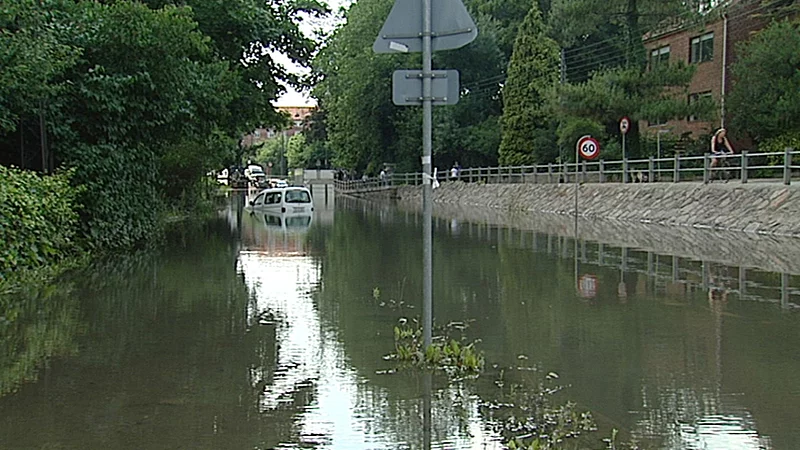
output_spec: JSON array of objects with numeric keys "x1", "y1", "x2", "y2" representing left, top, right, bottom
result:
[
  {"x1": 577, "y1": 135, "x2": 601, "y2": 160},
  {"x1": 579, "y1": 274, "x2": 598, "y2": 299},
  {"x1": 620, "y1": 117, "x2": 631, "y2": 135}
]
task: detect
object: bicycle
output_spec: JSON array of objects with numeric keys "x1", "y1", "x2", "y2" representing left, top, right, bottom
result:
[{"x1": 710, "y1": 151, "x2": 737, "y2": 182}]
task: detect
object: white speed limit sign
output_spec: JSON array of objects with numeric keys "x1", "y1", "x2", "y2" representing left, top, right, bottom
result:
[
  {"x1": 620, "y1": 116, "x2": 630, "y2": 135},
  {"x1": 576, "y1": 135, "x2": 600, "y2": 160}
]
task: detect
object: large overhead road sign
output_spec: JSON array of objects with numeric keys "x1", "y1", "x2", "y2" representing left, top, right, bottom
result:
[
  {"x1": 393, "y1": 70, "x2": 460, "y2": 106},
  {"x1": 373, "y1": 0, "x2": 478, "y2": 54}
]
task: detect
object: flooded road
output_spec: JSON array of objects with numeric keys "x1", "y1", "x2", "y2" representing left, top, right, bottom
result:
[{"x1": 1, "y1": 190, "x2": 799, "y2": 449}]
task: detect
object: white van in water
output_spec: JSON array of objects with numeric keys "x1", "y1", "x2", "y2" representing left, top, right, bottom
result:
[{"x1": 246, "y1": 186, "x2": 313, "y2": 214}]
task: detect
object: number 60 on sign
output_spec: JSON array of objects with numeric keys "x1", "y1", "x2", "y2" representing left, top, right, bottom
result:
[{"x1": 577, "y1": 135, "x2": 600, "y2": 160}]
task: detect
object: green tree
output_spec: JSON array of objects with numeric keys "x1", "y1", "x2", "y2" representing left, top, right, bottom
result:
[
  {"x1": 555, "y1": 64, "x2": 710, "y2": 160},
  {"x1": 285, "y1": 133, "x2": 307, "y2": 169},
  {"x1": 0, "y1": 0, "x2": 79, "y2": 169},
  {"x1": 142, "y1": 0, "x2": 328, "y2": 135},
  {"x1": 468, "y1": 0, "x2": 549, "y2": 60},
  {"x1": 498, "y1": 4, "x2": 560, "y2": 165},
  {"x1": 543, "y1": 0, "x2": 715, "y2": 160},
  {"x1": 728, "y1": 19, "x2": 800, "y2": 144},
  {"x1": 313, "y1": 0, "x2": 507, "y2": 173},
  {"x1": 549, "y1": 0, "x2": 699, "y2": 76}
]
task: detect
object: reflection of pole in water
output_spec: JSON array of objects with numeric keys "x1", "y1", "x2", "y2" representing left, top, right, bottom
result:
[
  {"x1": 781, "y1": 272, "x2": 790, "y2": 310},
  {"x1": 739, "y1": 266, "x2": 747, "y2": 299},
  {"x1": 618, "y1": 247, "x2": 628, "y2": 300},
  {"x1": 672, "y1": 255, "x2": 679, "y2": 282},
  {"x1": 708, "y1": 266, "x2": 726, "y2": 413},
  {"x1": 423, "y1": 373, "x2": 432, "y2": 450},
  {"x1": 574, "y1": 235, "x2": 579, "y2": 295}
]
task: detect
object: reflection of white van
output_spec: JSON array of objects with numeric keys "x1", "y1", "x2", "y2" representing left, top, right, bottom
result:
[
  {"x1": 259, "y1": 212, "x2": 313, "y2": 231},
  {"x1": 247, "y1": 186, "x2": 313, "y2": 214}
]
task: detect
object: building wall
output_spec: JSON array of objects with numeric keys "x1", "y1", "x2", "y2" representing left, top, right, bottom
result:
[
  {"x1": 641, "y1": 0, "x2": 770, "y2": 147},
  {"x1": 240, "y1": 106, "x2": 316, "y2": 147}
]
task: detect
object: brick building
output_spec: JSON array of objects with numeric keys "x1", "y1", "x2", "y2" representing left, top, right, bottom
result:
[
  {"x1": 240, "y1": 106, "x2": 315, "y2": 148},
  {"x1": 641, "y1": 0, "x2": 773, "y2": 144}
]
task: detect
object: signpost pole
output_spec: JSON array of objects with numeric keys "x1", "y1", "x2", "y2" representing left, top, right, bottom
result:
[
  {"x1": 574, "y1": 140, "x2": 579, "y2": 294},
  {"x1": 422, "y1": 0, "x2": 433, "y2": 348},
  {"x1": 574, "y1": 138, "x2": 580, "y2": 223},
  {"x1": 620, "y1": 117, "x2": 630, "y2": 183},
  {"x1": 374, "y1": 0, "x2": 477, "y2": 351},
  {"x1": 622, "y1": 133, "x2": 627, "y2": 183}
]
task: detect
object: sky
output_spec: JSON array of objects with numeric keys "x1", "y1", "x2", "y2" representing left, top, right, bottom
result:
[{"x1": 274, "y1": 0, "x2": 350, "y2": 107}]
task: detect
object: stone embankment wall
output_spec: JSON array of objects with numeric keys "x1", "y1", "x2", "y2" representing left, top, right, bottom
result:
[{"x1": 394, "y1": 182, "x2": 800, "y2": 237}]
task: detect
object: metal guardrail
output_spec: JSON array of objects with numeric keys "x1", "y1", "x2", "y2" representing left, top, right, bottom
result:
[{"x1": 335, "y1": 148, "x2": 798, "y2": 192}]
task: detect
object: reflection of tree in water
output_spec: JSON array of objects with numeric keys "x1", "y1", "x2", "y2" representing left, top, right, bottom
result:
[
  {"x1": 0, "y1": 277, "x2": 82, "y2": 397},
  {"x1": 0, "y1": 219, "x2": 317, "y2": 449}
]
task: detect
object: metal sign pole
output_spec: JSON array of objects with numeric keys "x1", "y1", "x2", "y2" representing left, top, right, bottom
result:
[
  {"x1": 374, "y1": 0, "x2": 477, "y2": 350},
  {"x1": 574, "y1": 140, "x2": 579, "y2": 223},
  {"x1": 574, "y1": 141, "x2": 579, "y2": 293},
  {"x1": 422, "y1": 0, "x2": 433, "y2": 348},
  {"x1": 622, "y1": 133, "x2": 627, "y2": 183}
]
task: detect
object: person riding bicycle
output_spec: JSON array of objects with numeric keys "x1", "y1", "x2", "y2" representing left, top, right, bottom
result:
[{"x1": 710, "y1": 127, "x2": 734, "y2": 181}]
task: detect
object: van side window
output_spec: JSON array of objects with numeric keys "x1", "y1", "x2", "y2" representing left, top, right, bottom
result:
[
  {"x1": 253, "y1": 193, "x2": 265, "y2": 205},
  {"x1": 264, "y1": 192, "x2": 281, "y2": 205}
]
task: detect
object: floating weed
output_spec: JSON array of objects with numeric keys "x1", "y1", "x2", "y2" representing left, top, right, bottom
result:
[
  {"x1": 482, "y1": 367, "x2": 643, "y2": 450},
  {"x1": 385, "y1": 317, "x2": 485, "y2": 377}
]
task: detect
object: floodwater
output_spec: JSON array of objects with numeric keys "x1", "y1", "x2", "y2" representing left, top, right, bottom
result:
[{"x1": 1, "y1": 187, "x2": 799, "y2": 449}]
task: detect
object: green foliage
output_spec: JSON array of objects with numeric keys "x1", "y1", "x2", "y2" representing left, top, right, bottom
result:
[
  {"x1": 728, "y1": 19, "x2": 800, "y2": 143},
  {"x1": 549, "y1": 0, "x2": 699, "y2": 75},
  {"x1": 759, "y1": 131, "x2": 800, "y2": 154},
  {"x1": 0, "y1": 0, "x2": 80, "y2": 134},
  {"x1": 285, "y1": 133, "x2": 309, "y2": 169},
  {"x1": 313, "y1": 0, "x2": 508, "y2": 173},
  {"x1": 1, "y1": 0, "x2": 323, "y2": 250},
  {"x1": 0, "y1": 167, "x2": 81, "y2": 275},
  {"x1": 499, "y1": 4, "x2": 560, "y2": 165},
  {"x1": 254, "y1": 135, "x2": 286, "y2": 174},
  {"x1": 387, "y1": 318, "x2": 485, "y2": 377},
  {"x1": 467, "y1": 0, "x2": 539, "y2": 66},
  {"x1": 555, "y1": 64, "x2": 704, "y2": 159},
  {"x1": 63, "y1": 144, "x2": 162, "y2": 249},
  {"x1": 486, "y1": 368, "x2": 598, "y2": 450},
  {"x1": 144, "y1": 0, "x2": 327, "y2": 134}
]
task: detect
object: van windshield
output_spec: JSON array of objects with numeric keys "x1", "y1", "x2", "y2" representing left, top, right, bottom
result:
[{"x1": 284, "y1": 189, "x2": 311, "y2": 203}]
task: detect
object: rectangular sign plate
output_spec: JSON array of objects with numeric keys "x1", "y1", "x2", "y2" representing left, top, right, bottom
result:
[{"x1": 392, "y1": 70, "x2": 460, "y2": 106}]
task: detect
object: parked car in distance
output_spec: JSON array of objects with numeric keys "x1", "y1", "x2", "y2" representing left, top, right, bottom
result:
[
  {"x1": 244, "y1": 164, "x2": 268, "y2": 188},
  {"x1": 268, "y1": 178, "x2": 289, "y2": 188}
]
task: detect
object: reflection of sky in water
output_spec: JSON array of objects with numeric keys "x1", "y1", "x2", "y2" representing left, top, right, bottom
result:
[
  {"x1": 237, "y1": 253, "x2": 504, "y2": 449},
  {"x1": 635, "y1": 384, "x2": 771, "y2": 449}
]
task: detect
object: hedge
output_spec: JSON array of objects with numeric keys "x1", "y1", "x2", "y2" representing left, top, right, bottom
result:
[{"x1": 0, "y1": 166, "x2": 81, "y2": 277}]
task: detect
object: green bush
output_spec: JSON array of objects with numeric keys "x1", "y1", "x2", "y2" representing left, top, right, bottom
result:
[
  {"x1": 62, "y1": 143, "x2": 163, "y2": 250},
  {"x1": 759, "y1": 131, "x2": 800, "y2": 154},
  {"x1": 0, "y1": 167, "x2": 82, "y2": 276}
]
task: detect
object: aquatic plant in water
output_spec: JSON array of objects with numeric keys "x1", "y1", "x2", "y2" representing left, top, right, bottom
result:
[
  {"x1": 385, "y1": 317, "x2": 485, "y2": 377},
  {"x1": 485, "y1": 367, "x2": 641, "y2": 450}
]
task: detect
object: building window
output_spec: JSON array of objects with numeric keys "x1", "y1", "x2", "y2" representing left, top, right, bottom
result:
[
  {"x1": 690, "y1": 32, "x2": 714, "y2": 63},
  {"x1": 688, "y1": 91, "x2": 713, "y2": 122},
  {"x1": 650, "y1": 45, "x2": 670, "y2": 68}
]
